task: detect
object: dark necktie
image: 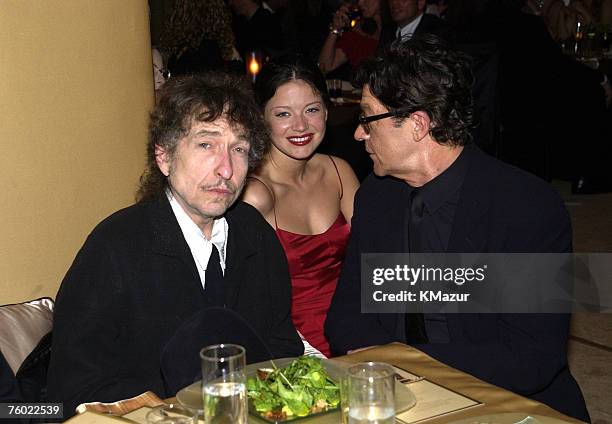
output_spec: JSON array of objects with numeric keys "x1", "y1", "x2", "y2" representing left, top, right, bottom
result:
[
  {"x1": 204, "y1": 245, "x2": 225, "y2": 306},
  {"x1": 409, "y1": 189, "x2": 425, "y2": 254},
  {"x1": 405, "y1": 189, "x2": 428, "y2": 343}
]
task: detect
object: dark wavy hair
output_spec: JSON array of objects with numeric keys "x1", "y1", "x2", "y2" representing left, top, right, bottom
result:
[
  {"x1": 354, "y1": 34, "x2": 474, "y2": 146},
  {"x1": 137, "y1": 72, "x2": 269, "y2": 202},
  {"x1": 253, "y1": 54, "x2": 329, "y2": 109}
]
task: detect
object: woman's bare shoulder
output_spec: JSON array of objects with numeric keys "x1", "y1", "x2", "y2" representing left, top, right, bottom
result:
[
  {"x1": 242, "y1": 176, "x2": 275, "y2": 217},
  {"x1": 326, "y1": 155, "x2": 359, "y2": 183}
]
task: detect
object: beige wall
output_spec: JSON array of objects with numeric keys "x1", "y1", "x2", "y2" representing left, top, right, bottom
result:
[{"x1": 0, "y1": 1, "x2": 153, "y2": 303}]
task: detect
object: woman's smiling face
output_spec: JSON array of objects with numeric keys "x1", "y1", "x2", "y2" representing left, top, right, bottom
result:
[{"x1": 264, "y1": 79, "x2": 328, "y2": 160}]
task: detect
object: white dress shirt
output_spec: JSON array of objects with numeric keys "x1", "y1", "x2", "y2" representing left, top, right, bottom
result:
[
  {"x1": 166, "y1": 190, "x2": 228, "y2": 290},
  {"x1": 167, "y1": 191, "x2": 327, "y2": 357},
  {"x1": 396, "y1": 13, "x2": 424, "y2": 40}
]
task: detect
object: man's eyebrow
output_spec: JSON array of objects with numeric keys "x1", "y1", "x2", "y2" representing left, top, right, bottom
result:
[
  {"x1": 235, "y1": 134, "x2": 250, "y2": 144},
  {"x1": 193, "y1": 129, "x2": 222, "y2": 137}
]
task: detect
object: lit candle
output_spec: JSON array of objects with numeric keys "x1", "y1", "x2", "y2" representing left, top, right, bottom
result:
[{"x1": 247, "y1": 52, "x2": 261, "y2": 83}]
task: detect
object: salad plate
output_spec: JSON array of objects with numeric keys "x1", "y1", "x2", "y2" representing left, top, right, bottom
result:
[
  {"x1": 176, "y1": 356, "x2": 417, "y2": 423},
  {"x1": 246, "y1": 356, "x2": 341, "y2": 422}
]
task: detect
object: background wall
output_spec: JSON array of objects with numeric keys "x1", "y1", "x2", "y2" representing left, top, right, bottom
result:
[{"x1": 0, "y1": 0, "x2": 153, "y2": 303}]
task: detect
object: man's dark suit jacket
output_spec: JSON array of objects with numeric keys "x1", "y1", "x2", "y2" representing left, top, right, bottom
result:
[
  {"x1": 47, "y1": 196, "x2": 303, "y2": 415},
  {"x1": 325, "y1": 144, "x2": 589, "y2": 421},
  {"x1": 378, "y1": 13, "x2": 448, "y2": 52}
]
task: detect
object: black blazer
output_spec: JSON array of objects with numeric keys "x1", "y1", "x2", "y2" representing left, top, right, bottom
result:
[
  {"x1": 378, "y1": 13, "x2": 448, "y2": 52},
  {"x1": 325, "y1": 144, "x2": 589, "y2": 421},
  {"x1": 47, "y1": 197, "x2": 303, "y2": 416}
]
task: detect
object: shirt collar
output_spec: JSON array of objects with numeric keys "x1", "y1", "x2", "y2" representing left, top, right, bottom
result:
[
  {"x1": 262, "y1": 1, "x2": 274, "y2": 13},
  {"x1": 408, "y1": 144, "x2": 470, "y2": 214},
  {"x1": 166, "y1": 189, "x2": 228, "y2": 280},
  {"x1": 398, "y1": 13, "x2": 424, "y2": 39}
]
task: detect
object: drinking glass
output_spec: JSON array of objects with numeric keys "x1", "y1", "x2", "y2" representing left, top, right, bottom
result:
[
  {"x1": 327, "y1": 79, "x2": 342, "y2": 100},
  {"x1": 200, "y1": 344, "x2": 247, "y2": 424},
  {"x1": 343, "y1": 362, "x2": 395, "y2": 424},
  {"x1": 146, "y1": 404, "x2": 196, "y2": 424}
]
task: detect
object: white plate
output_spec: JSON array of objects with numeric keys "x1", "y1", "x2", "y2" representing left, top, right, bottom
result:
[{"x1": 176, "y1": 357, "x2": 417, "y2": 419}]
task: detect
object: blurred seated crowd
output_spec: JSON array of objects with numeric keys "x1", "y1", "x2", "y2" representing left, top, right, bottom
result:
[{"x1": 151, "y1": 0, "x2": 611, "y2": 193}]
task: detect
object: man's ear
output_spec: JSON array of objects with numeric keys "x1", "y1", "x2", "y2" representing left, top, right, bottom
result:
[
  {"x1": 417, "y1": 0, "x2": 427, "y2": 12},
  {"x1": 155, "y1": 144, "x2": 170, "y2": 177},
  {"x1": 410, "y1": 111, "x2": 432, "y2": 142}
]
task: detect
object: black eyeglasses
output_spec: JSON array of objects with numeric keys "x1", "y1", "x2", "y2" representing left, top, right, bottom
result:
[{"x1": 358, "y1": 109, "x2": 411, "y2": 134}]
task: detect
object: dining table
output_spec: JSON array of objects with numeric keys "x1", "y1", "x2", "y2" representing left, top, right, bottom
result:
[
  {"x1": 72, "y1": 342, "x2": 585, "y2": 424},
  {"x1": 326, "y1": 343, "x2": 584, "y2": 424}
]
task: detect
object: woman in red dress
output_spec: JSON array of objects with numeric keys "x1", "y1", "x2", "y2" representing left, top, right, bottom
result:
[
  {"x1": 242, "y1": 55, "x2": 359, "y2": 357},
  {"x1": 319, "y1": 0, "x2": 385, "y2": 74}
]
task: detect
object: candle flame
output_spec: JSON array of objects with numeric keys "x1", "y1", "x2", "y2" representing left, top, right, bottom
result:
[{"x1": 248, "y1": 59, "x2": 260, "y2": 75}]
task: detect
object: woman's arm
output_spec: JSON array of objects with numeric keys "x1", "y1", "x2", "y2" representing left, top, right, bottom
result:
[
  {"x1": 318, "y1": 5, "x2": 350, "y2": 74},
  {"x1": 319, "y1": 33, "x2": 348, "y2": 74}
]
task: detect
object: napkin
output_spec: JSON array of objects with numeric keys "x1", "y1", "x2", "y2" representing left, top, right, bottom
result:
[{"x1": 75, "y1": 391, "x2": 165, "y2": 416}]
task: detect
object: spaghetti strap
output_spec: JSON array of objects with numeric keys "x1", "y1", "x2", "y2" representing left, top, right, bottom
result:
[
  {"x1": 248, "y1": 176, "x2": 278, "y2": 228},
  {"x1": 328, "y1": 156, "x2": 343, "y2": 200}
]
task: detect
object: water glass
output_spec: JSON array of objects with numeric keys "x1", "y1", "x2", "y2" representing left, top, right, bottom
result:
[
  {"x1": 343, "y1": 362, "x2": 395, "y2": 424},
  {"x1": 200, "y1": 344, "x2": 247, "y2": 424},
  {"x1": 327, "y1": 79, "x2": 342, "y2": 99},
  {"x1": 146, "y1": 404, "x2": 196, "y2": 424}
]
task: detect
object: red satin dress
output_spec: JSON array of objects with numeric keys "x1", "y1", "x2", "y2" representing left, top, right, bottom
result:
[
  {"x1": 276, "y1": 213, "x2": 350, "y2": 357},
  {"x1": 251, "y1": 157, "x2": 350, "y2": 357}
]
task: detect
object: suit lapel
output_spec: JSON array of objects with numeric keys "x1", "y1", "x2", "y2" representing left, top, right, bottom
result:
[
  {"x1": 448, "y1": 146, "x2": 491, "y2": 253},
  {"x1": 223, "y1": 209, "x2": 258, "y2": 308},
  {"x1": 144, "y1": 196, "x2": 204, "y2": 297},
  {"x1": 363, "y1": 177, "x2": 408, "y2": 253}
]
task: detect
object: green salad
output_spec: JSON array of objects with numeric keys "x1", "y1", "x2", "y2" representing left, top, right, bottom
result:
[{"x1": 246, "y1": 356, "x2": 340, "y2": 421}]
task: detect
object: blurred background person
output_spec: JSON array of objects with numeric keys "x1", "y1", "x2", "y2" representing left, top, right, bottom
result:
[
  {"x1": 543, "y1": 0, "x2": 594, "y2": 40},
  {"x1": 470, "y1": 0, "x2": 611, "y2": 192},
  {"x1": 443, "y1": 0, "x2": 501, "y2": 156},
  {"x1": 151, "y1": 46, "x2": 169, "y2": 97},
  {"x1": 378, "y1": 0, "x2": 448, "y2": 50},
  {"x1": 318, "y1": 0, "x2": 389, "y2": 75},
  {"x1": 228, "y1": 0, "x2": 286, "y2": 59},
  {"x1": 541, "y1": 0, "x2": 612, "y2": 39},
  {"x1": 242, "y1": 55, "x2": 359, "y2": 357},
  {"x1": 157, "y1": 0, "x2": 239, "y2": 76},
  {"x1": 425, "y1": 0, "x2": 448, "y2": 16}
]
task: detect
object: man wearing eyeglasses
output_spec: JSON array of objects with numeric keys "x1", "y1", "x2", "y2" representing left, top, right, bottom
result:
[{"x1": 325, "y1": 34, "x2": 589, "y2": 422}]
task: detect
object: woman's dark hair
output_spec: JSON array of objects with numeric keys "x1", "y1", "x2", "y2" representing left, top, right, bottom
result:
[
  {"x1": 253, "y1": 54, "x2": 329, "y2": 109},
  {"x1": 354, "y1": 34, "x2": 474, "y2": 146},
  {"x1": 136, "y1": 72, "x2": 269, "y2": 202}
]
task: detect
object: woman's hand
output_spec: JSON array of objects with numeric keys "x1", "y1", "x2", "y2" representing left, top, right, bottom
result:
[{"x1": 331, "y1": 3, "x2": 352, "y2": 33}]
